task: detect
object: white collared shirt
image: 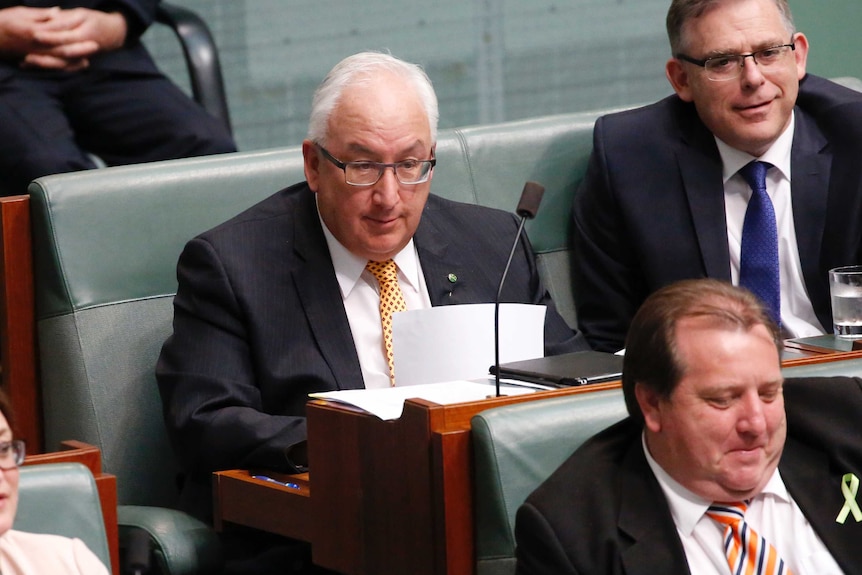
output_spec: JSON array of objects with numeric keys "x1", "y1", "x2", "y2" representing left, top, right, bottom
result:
[
  {"x1": 319, "y1": 213, "x2": 432, "y2": 389},
  {"x1": 642, "y1": 434, "x2": 843, "y2": 574},
  {"x1": 717, "y1": 111, "x2": 825, "y2": 337}
]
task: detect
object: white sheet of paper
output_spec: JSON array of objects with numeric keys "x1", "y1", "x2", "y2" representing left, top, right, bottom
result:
[
  {"x1": 391, "y1": 303, "x2": 545, "y2": 386},
  {"x1": 309, "y1": 378, "x2": 538, "y2": 420}
]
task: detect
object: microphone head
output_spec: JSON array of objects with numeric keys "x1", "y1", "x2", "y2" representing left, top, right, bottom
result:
[{"x1": 516, "y1": 181, "x2": 544, "y2": 219}]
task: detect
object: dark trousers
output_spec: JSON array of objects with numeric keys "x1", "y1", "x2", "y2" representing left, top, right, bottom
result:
[
  {"x1": 0, "y1": 66, "x2": 236, "y2": 196},
  {"x1": 221, "y1": 526, "x2": 340, "y2": 575}
]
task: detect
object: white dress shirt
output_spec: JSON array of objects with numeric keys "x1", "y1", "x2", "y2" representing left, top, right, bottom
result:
[
  {"x1": 319, "y1": 214, "x2": 432, "y2": 389},
  {"x1": 717, "y1": 111, "x2": 825, "y2": 337},
  {"x1": 643, "y1": 435, "x2": 843, "y2": 574}
]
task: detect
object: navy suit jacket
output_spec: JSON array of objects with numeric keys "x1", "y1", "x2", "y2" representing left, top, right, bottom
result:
[
  {"x1": 157, "y1": 183, "x2": 586, "y2": 516},
  {"x1": 515, "y1": 376, "x2": 862, "y2": 575},
  {"x1": 573, "y1": 75, "x2": 862, "y2": 352}
]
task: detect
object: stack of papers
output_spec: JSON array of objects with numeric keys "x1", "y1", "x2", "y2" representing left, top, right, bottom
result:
[{"x1": 309, "y1": 379, "x2": 538, "y2": 420}]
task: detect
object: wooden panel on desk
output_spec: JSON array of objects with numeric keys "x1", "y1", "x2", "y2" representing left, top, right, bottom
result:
[
  {"x1": 213, "y1": 469, "x2": 311, "y2": 542},
  {"x1": 305, "y1": 381, "x2": 621, "y2": 575},
  {"x1": 0, "y1": 195, "x2": 40, "y2": 453},
  {"x1": 306, "y1": 401, "x2": 371, "y2": 574},
  {"x1": 430, "y1": 428, "x2": 473, "y2": 575},
  {"x1": 307, "y1": 397, "x2": 449, "y2": 575}
]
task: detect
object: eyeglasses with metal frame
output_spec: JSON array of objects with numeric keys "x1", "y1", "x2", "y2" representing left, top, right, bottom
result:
[
  {"x1": 316, "y1": 144, "x2": 436, "y2": 186},
  {"x1": 0, "y1": 440, "x2": 25, "y2": 470},
  {"x1": 675, "y1": 41, "x2": 796, "y2": 81}
]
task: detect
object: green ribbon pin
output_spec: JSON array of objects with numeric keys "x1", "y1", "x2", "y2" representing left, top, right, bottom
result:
[{"x1": 836, "y1": 473, "x2": 862, "y2": 524}]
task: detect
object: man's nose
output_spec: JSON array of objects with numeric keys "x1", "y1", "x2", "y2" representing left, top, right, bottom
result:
[
  {"x1": 373, "y1": 167, "x2": 400, "y2": 205},
  {"x1": 739, "y1": 54, "x2": 766, "y2": 85}
]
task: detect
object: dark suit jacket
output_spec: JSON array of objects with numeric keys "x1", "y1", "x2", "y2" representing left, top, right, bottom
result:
[
  {"x1": 573, "y1": 75, "x2": 862, "y2": 352},
  {"x1": 515, "y1": 376, "x2": 862, "y2": 575},
  {"x1": 0, "y1": 1, "x2": 161, "y2": 78},
  {"x1": 157, "y1": 183, "x2": 586, "y2": 515}
]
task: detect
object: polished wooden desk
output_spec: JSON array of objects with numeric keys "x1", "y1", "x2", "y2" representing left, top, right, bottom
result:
[{"x1": 213, "y1": 349, "x2": 862, "y2": 575}]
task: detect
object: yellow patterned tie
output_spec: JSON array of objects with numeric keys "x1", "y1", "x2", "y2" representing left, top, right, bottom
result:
[
  {"x1": 365, "y1": 259, "x2": 407, "y2": 386},
  {"x1": 706, "y1": 501, "x2": 792, "y2": 575}
]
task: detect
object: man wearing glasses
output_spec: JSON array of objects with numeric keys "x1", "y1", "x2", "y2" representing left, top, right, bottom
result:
[
  {"x1": 572, "y1": 0, "x2": 862, "y2": 353},
  {"x1": 157, "y1": 51, "x2": 586, "y2": 574}
]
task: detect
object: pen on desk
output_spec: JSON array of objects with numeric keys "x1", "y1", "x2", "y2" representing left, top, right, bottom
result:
[{"x1": 251, "y1": 474, "x2": 301, "y2": 489}]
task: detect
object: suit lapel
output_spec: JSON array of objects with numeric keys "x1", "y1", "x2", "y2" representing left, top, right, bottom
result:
[
  {"x1": 675, "y1": 106, "x2": 731, "y2": 281},
  {"x1": 618, "y1": 441, "x2": 693, "y2": 575},
  {"x1": 781, "y1": 438, "x2": 862, "y2": 574},
  {"x1": 414, "y1": 200, "x2": 481, "y2": 306},
  {"x1": 291, "y1": 191, "x2": 364, "y2": 390},
  {"x1": 789, "y1": 109, "x2": 831, "y2": 326}
]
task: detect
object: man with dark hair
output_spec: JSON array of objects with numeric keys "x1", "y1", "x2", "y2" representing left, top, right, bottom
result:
[
  {"x1": 573, "y1": 0, "x2": 862, "y2": 352},
  {"x1": 515, "y1": 278, "x2": 862, "y2": 574}
]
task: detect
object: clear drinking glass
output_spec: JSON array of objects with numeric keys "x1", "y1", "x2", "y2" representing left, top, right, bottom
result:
[{"x1": 829, "y1": 265, "x2": 862, "y2": 338}]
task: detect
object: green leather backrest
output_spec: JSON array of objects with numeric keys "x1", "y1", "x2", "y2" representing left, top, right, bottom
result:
[
  {"x1": 16, "y1": 462, "x2": 111, "y2": 568},
  {"x1": 471, "y1": 389, "x2": 628, "y2": 575},
  {"x1": 27, "y1": 108, "x2": 616, "y2": 507},
  {"x1": 29, "y1": 149, "x2": 308, "y2": 507}
]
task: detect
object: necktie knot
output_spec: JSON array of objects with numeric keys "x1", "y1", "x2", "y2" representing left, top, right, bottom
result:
[
  {"x1": 366, "y1": 259, "x2": 399, "y2": 284},
  {"x1": 739, "y1": 160, "x2": 771, "y2": 194},
  {"x1": 706, "y1": 501, "x2": 748, "y2": 526}
]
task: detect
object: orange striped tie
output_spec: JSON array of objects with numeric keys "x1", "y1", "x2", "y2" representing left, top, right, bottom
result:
[
  {"x1": 706, "y1": 502, "x2": 792, "y2": 575},
  {"x1": 365, "y1": 259, "x2": 407, "y2": 386}
]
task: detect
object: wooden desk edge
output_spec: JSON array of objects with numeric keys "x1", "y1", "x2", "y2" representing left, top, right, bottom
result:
[{"x1": 213, "y1": 469, "x2": 312, "y2": 543}]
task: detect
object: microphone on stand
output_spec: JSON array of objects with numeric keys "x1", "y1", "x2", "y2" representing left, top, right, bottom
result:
[{"x1": 494, "y1": 181, "x2": 545, "y2": 397}]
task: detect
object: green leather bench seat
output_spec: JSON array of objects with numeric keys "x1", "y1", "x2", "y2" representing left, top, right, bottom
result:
[{"x1": 471, "y1": 390, "x2": 628, "y2": 575}]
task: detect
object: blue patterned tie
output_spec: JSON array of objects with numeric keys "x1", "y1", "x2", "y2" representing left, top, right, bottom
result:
[{"x1": 739, "y1": 161, "x2": 780, "y2": 326}]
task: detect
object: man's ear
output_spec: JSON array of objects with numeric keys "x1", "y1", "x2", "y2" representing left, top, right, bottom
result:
[
  {"x1": 792, "y1": 32, "x2": 809, "y2": 81},
  {"x1": 666, "y1": 58, "x2": 694, "y2": 102},
  {"x1": 635, "y1": 382, "x2": 664, "y2": 433},
  {"x1": 302, "y1": 140, "x2": 320, "y2": 192},
  {"x1": 428, "y1": 143, "x2": 436, "y2": 183}
]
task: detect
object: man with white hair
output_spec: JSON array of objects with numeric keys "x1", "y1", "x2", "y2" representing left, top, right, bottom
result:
[{"x1": 158, "y1": 51, "x2": 586, "y2": 573}]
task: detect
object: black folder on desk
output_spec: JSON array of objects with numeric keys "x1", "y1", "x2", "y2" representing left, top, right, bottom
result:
[{"x1": 489, "y1": 350, "x2": 624, "y2": 388}]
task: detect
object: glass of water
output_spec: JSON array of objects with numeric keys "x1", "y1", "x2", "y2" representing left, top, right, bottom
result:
[{"x1": 829, "y1": 265, "x2": 862, "y2": 338}]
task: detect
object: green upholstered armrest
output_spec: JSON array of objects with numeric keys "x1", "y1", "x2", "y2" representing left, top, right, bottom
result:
[
  {"x1": 471, "y1": 389, "x2": 627, "y2": 575},
  {"x1": 118, "y1": 505, "x2": 222, "y2": 575},
  {"x1": 16, "y1": 463, "x2": 111, "y2": 569}
]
